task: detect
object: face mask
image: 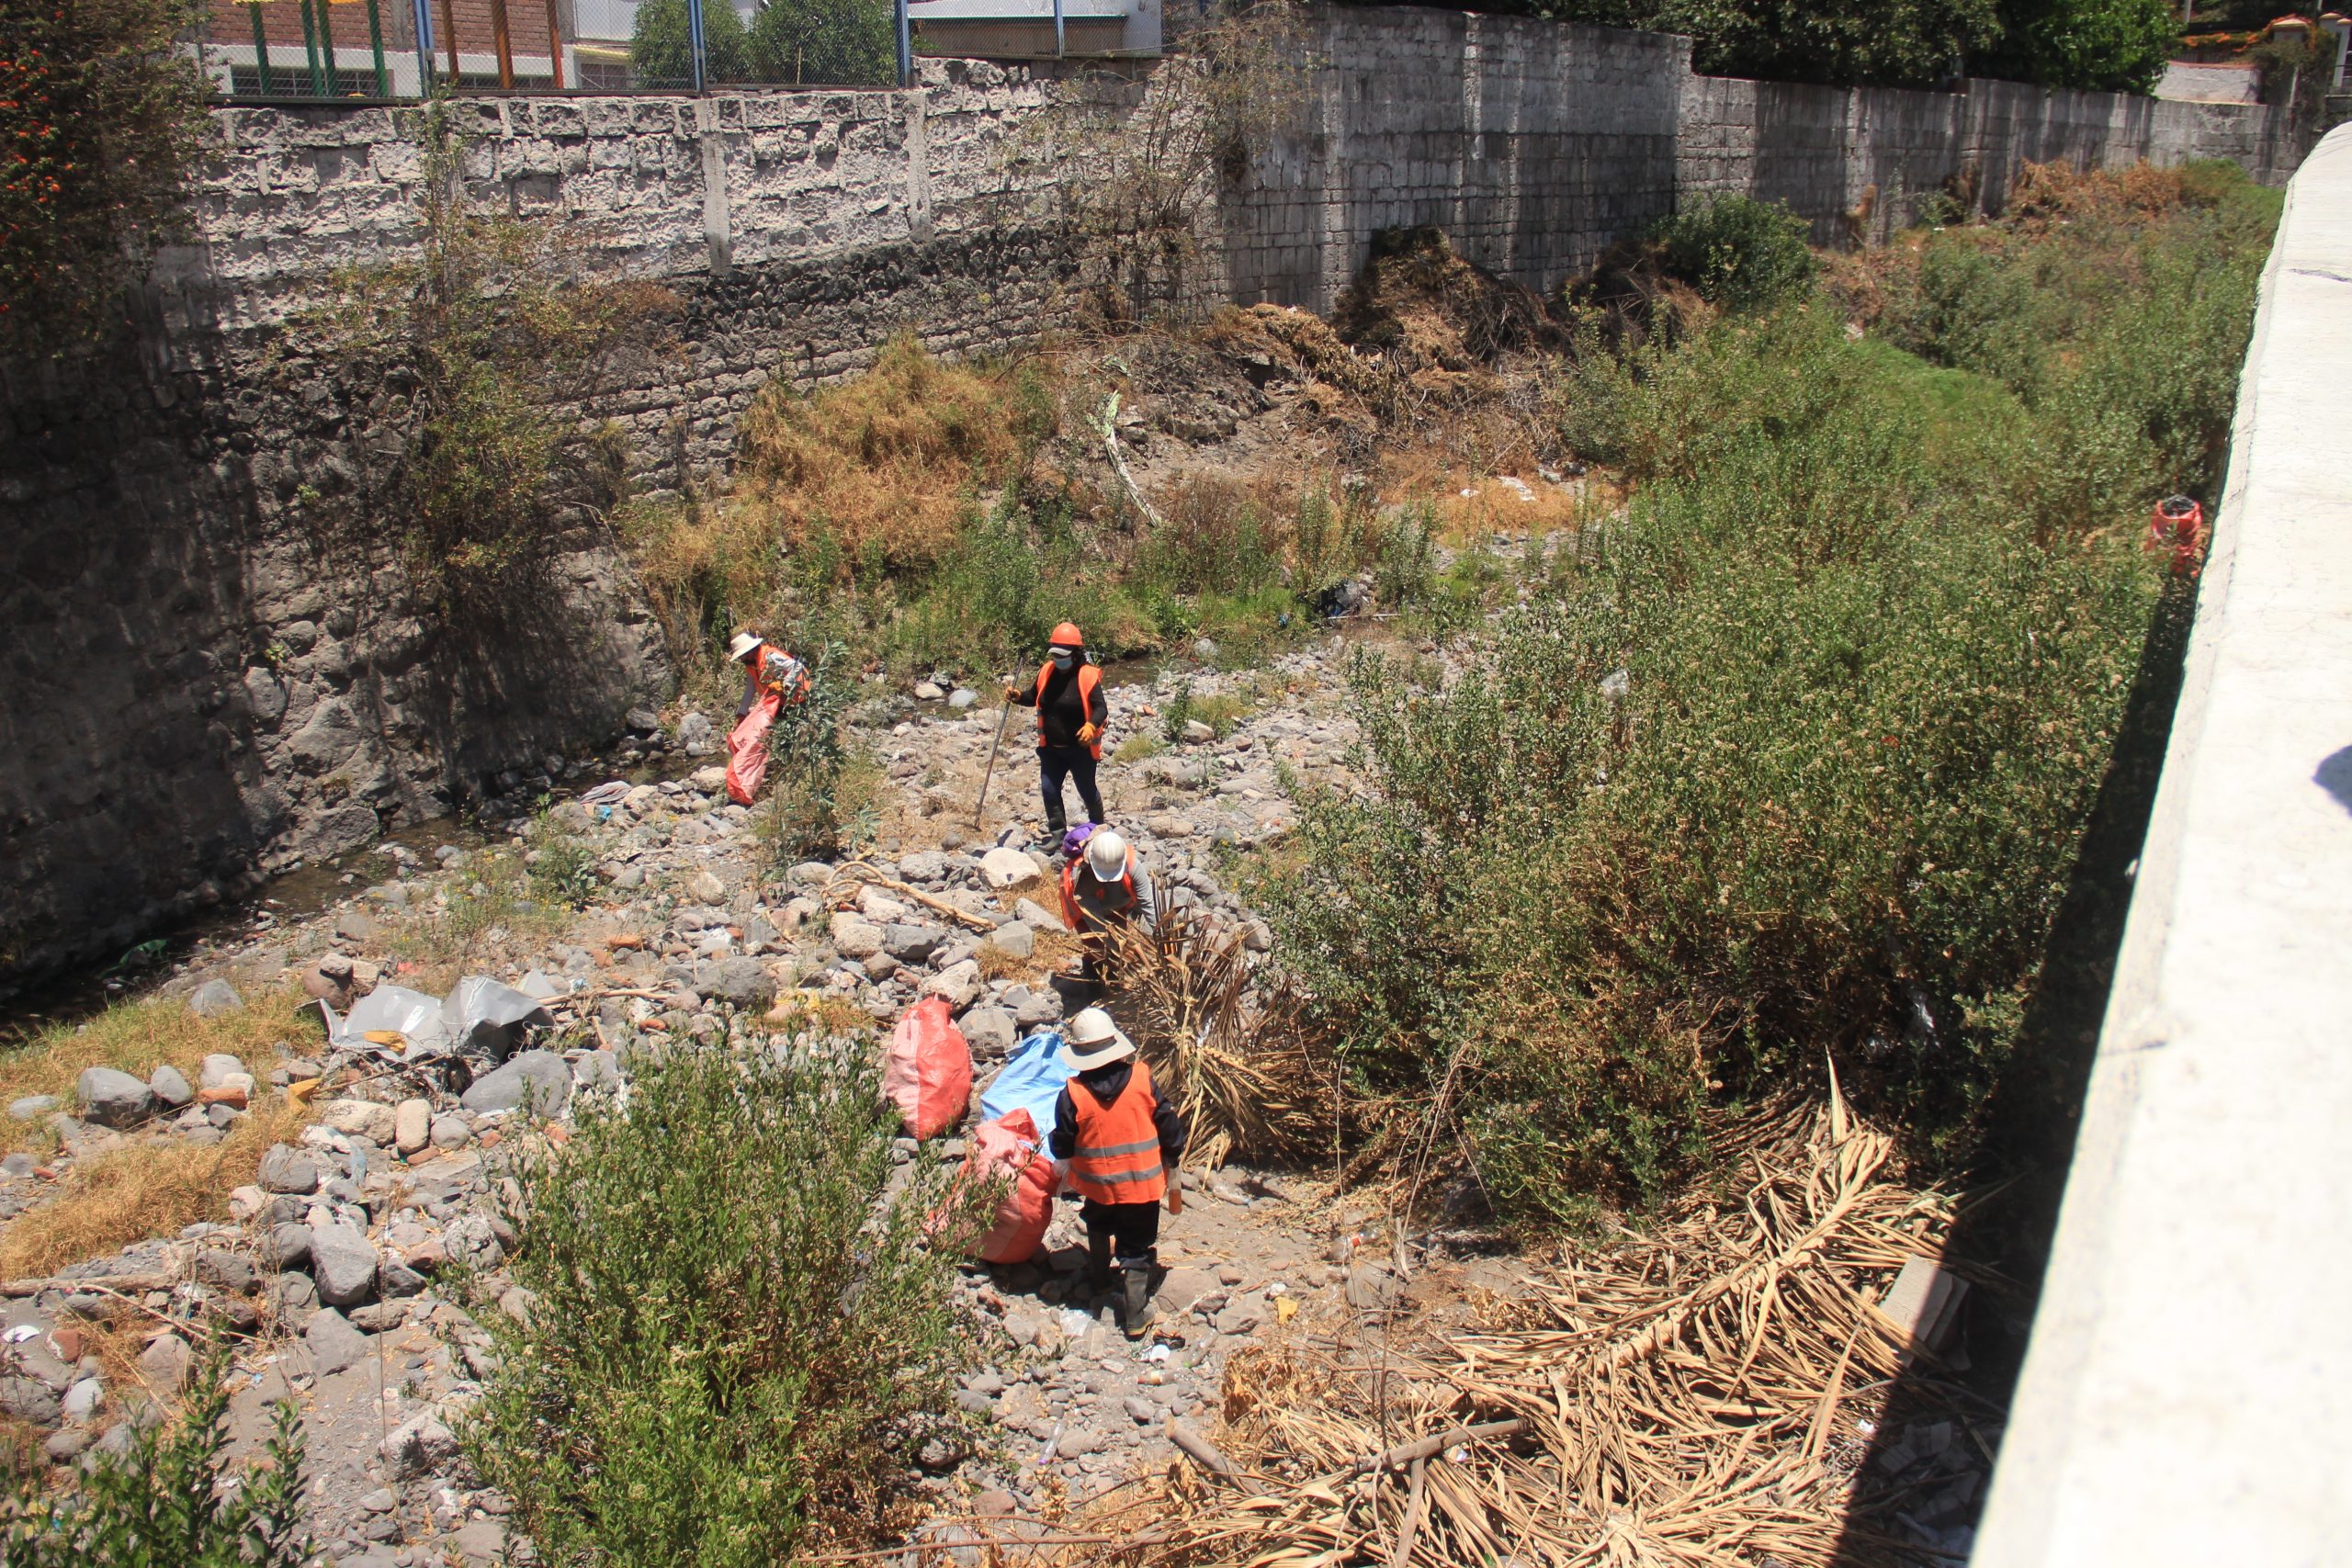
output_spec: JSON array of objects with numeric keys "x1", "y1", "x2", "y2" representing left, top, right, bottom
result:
[{"x1": 1049, "y1": 649, "x2": 1077, "y2": 669}]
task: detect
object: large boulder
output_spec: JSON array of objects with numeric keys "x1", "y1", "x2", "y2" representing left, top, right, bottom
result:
[
  {"x1": 829, "y1": 913, "x2": 886, "y2": 961},
  {"x1": 460, "y1": 1050, "x2": 571, "y2": 1117},
  {"x1": 75, "y1": 1067, "x2": 154, "y2": 1127}
]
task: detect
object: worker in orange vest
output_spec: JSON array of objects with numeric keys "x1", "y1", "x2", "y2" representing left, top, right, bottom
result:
[
  {"x1": 1059, "y1": 828, "x2": 1156, "y2": 992},
  {"x1": 1005, "y1": 623, "x2": 1109, "y2": 852},
  {"x1": 1049, "y1": 1007, "x2": 1189, "y2": 1338},
  {"x1": 729, "y1": 631, "x2": 810, "y2": 716}
]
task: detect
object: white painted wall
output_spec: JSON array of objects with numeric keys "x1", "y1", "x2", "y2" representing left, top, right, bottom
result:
[{"x1": 1974, "y1": 122, "x2": 2352, "y2": 1568}]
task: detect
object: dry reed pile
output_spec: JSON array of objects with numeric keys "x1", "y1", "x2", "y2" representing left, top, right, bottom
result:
[
  {"x1": 1107, "y1": 899, "x2": 1329, "y2": 1170},
  {"x1": 1136, "y1": 1092, "x2": 1960, "y2": 1568}
]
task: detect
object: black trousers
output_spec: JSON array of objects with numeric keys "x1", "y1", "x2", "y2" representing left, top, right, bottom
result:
[
  {"x1": 1038, "y1": 745, "x2": 1105, "y2": 830},
  {"x1": 1081, "y1": 1198, "x2": 1160, "y2": 1264}
]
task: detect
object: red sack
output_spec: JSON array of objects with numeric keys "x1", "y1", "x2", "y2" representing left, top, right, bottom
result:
[
  {"x1": 883, "y1": 997, "x2": 972, "y2": 1140},
  {"x1": 725, "y1": 691, "x2": 783, "y2": 807},
  {"x1": 969, "y1": 1109, "x2": 1055, "y2": 1264}
]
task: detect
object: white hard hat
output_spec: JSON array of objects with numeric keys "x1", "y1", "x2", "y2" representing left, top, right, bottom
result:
[
  {"x1": 1084, "y1": 829, "x2": 1130, "y2": 883},
  {"x1": 727, "y1": 632, "x2": 764, "y2": 661},
  {"x1": 1061, "y1": 1007, "x2": 1136, "y2": 1069}
]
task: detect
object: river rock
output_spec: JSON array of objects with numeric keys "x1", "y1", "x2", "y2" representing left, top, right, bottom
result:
[
  {"x1": 883, "y1": 923, "x2": 944, "y2": 964},
  {"x1": 980, "y1": 848, "x2": 1040, "y2": 889},
  {"x1": 695, "y1": 957, "x2": 776, "y2": 1010},
  {"x1": 138, "y1": 1335, "x2": 192, "y2": 1393},
  {"x1": 8, "y1": 1096, "x2": 58, "y2": 1122},
  {"x1": 381, "y1": 1413, "x2": 459, "y2": 1479},
  {"x1": 394, "y1": 1100, "x2": 431, "y2": 1156},
  {"x1": 198, "y1": 1054, "x2": 248, "y2": 1089},
  {"x1": 322, "y1": 1099, "x2": 399, "y2": 1144},
  {"x1": 986, "y1": 921, "x2": 1035, "y2": 961},
  {"x1": 187, "y1": 980, "x2": 243, "y2": 1018},
  {"x1": 460, "y1": 1050, "x2": 571, "y2": 1116},
  {"x1": 310, "y1": 1221, "x2": 379, "y2": 1308},
  {"x1": 430, "y1": 1114, "x2": 471, "y2": 1150},
  {"x1": 75, "y1": 1067, "x2": 154, "y2": 1127},
  {"x1": 266, "y1": 1223, "x2": 312, "y2": 1271},
  {"x1": 959, "y1": 1005, "x2": 1017, "y2": 1058},
  {"x1": 922, "y1": 959, "x2": 983, "y2": 1010},
  {"x1": 148, "y1": 1066, "x2": 195, "y2": 1109},
  {"x1": 1013, "y1": 897, "x2": 1066, "y2": 931},
  {"x1": 830, "y1": 914, "x2": 887, "y2": 961},
  {"x1": 258, "y1": 1145, "x2": 318, "y2": 1195},
  {"x1": 306, "y1": 1308, "x2": 371, "y2": 1377}
]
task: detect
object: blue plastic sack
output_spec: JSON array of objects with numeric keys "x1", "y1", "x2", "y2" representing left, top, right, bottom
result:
[{"x1": 980, "y1": 1029, "x2": 1070, "y2": 1139}]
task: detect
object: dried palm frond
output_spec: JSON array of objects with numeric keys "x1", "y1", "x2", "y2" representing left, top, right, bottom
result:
[
  {"x1": 1134, "y1": 1093, "x2": 1977, "y2": 1568},
  {"x1": 1107, "y1": 894, "x2": 1331, "y2": 1168}
]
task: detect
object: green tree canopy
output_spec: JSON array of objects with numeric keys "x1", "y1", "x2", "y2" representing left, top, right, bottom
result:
[
  {"x1": 629, "y1": 0, "x2": 753, "y2": 87},
  {"x1": 749, "y1": 0, "x2": 898, "y2": 86},
  {"x1": 1525, "y1": 0, "x2": 2184, "y2": 93}
]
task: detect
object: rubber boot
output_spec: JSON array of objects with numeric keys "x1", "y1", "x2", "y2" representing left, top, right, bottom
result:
[
  {"x1": 1086, "y1": 1231, "x2": 1114, "y2": 1296},
  {"x1": 1120, "y1": 1258, "x2": 1156, "y2": 1339}
]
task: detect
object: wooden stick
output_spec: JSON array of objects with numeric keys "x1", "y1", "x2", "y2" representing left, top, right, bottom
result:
[
  {"x1": 1168, "y1": 1416, "x2": 1234, "y2": 1476},
  {"x1": 826, "y1": 863, "x2": 997, "y2": 933},
  {"x1": 1348, "y1": 1417, "x2": 1526, "y2": 1476},
  {"x1": 1, "y1": 1271, "x2": 173, "y2": 1299},
  {"x1": 1387, "y1": 1457, "x2": 1428, "y2": 1568}
]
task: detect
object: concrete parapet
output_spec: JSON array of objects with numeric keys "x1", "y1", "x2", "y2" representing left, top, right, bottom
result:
[{"x1": 1974, "y1": 123, "x2": 2352, "y2": 1566}]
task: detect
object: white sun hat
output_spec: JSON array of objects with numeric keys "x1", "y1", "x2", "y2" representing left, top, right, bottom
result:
[
  {"x1": 727, "y1": 632, "x2": 765, "y2": 661},
  {"x1": 1061, "y1": 1006, "x2": 1136, "y2": 1070}
]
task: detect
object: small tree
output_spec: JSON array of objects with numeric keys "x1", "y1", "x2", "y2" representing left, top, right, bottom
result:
[
  {"x1": 1032, "y1": 0, "x2": 1312, "y2": 323},
  {"x1": 1986, "y1": 0, "x2": 2181, "y2": 95},
  {"x1": 0, "y1": 0, "x2": 211, "y2": 355},
  {"x1": 764, "y1": 638, "x2": 863, "y2": 861},
  {"x1": 317, "y1": 99, "x2": 673, "y2": 601},
  {"x1": 0, "y1": 1352, "x2": 310, "y2": 1566}
]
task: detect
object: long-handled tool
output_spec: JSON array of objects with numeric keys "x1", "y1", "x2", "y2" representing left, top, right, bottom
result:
[{"x1": 974, "y1": 682, "x2": 1014, "y2": 831}]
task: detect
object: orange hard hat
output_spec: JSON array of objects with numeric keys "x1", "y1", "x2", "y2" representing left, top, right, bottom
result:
[{"x1": 1048, "y1": 622, "x2": 1085, "y2": 649}]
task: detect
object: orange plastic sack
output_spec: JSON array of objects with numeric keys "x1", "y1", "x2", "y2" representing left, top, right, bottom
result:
[
  {"x1": 969, "y1": 1109, "x2": 1056, "y2": 1264},
  {"x1": 725, "y1": 691, "x2": 783, "y2": 807},
  {"x1": 884, "y1": 996, "x2": 972, "y2": 1140}
]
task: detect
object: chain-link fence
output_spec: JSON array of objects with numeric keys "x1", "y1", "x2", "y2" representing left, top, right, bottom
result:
[{"x1": 197, "y1": 0, "x2": 914, "y2": 97}]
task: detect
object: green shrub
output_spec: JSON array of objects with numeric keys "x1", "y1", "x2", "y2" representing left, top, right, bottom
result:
[
  {"x1": 749, "y1": 0, "x2": 898, "y2": 85},
  {"x1": 1, "y1": 1353, "x2": 309, "y2": 1566},
  {"x1": 1263, "y1": 303, "x2": 2183, "y2": 1223},
  {"x1": 526, "y1": 801, "x2": 602, "y2": 910},
  {"x1": 465, "y1": 1041, "x2": 989, "y2": 1566},
  {"x1": 1651, "y1": 195, "x2": 1817, "y2": 312},
  {"x1": 630, "y1": 0, "x2": 753, "y2": 85},
  {"x1": 0, "y1": 0, "x2": 209, "y2": 355},
  {"x1": 763, "y1": 639, "x2": 865, "y2": 862}
]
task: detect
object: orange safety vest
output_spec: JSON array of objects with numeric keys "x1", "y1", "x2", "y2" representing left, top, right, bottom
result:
[
  {"x1": 1035, "y1": 658, "x2": 1104, "y2": 759},
  {"x1": 1060, "y1": 847, "x2": 1137, "y2": 935},
  {"x1": 752, "y1": 647, "x2": 811, "y2": 704},
  {"x1": 1068, "y1": 1058, "x2": 1168, "y2": 1205}
]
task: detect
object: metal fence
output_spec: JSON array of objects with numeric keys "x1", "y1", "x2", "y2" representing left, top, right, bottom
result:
[{"x1": 196, "y1": 0, "x2": 915, "y2": 98}]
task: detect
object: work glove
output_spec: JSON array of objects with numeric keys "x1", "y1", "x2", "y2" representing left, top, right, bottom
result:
[
  {"x1": 1003, "y1": 683, "x2": 1021, "y2": 701},
  {"x1": 1078, "y1": 723, "x2": 1102, "y2": 745}
]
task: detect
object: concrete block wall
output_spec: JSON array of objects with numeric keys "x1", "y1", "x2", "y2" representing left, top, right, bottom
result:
[{"x1": 1222, "y1": 7, "x2": 1688, "y2": 312}]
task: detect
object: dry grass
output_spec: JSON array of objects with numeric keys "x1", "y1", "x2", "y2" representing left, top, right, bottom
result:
[
  {"x1": 0, "y1": 989, "x2": 320, "y2": 1154},
  {"x1": 0, "y1": 1098, "x2": 309, "y2": 1280},
  {"x1": 1115, "y1": 1094, "x2": 1973, "y2": 1567},
  {"x1": 731, "y1": 334, "x2": 1048, "y2": 570}
]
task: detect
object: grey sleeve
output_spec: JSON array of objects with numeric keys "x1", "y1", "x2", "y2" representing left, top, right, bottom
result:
[{"x1": 1131, "y1": 862, "x2": 1158, "y2": 932}]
